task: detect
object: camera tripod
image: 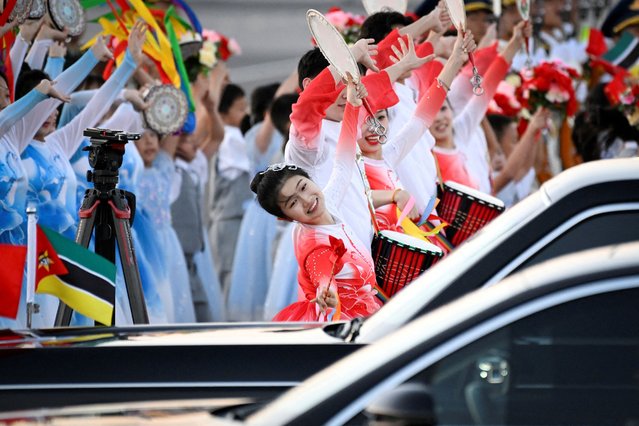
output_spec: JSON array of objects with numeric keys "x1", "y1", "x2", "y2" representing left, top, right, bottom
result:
[{"x1": 54, "y1": 128, "x2": 149, "y2": 326}]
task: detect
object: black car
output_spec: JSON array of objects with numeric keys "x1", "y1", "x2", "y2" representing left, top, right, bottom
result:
[
  {"x1": 247, "y1": 241, "x2": 639, "y2": 425},
  {"x1": 1, "y1": 158, "x2": 638, "y2": 411}
]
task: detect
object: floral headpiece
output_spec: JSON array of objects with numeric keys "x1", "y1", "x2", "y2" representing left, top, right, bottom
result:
[{"x1": 516, "y1": 60, "x2": 580, "y2": 118}]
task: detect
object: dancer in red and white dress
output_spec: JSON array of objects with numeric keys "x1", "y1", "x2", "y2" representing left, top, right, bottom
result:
[
  {"x1": 432, "y1": 21, "x2": 532, "y2": 189},
  {"x1": 251, "y1": 78, "x2": 381, "y2": 322},
  {"x1": 359, "y1": 32, "x2": 476, "y2": 232}
]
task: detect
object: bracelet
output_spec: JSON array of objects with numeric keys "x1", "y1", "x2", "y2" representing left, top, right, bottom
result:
[
  {"x1": 391, "y1": 188, "x2": 401, "y2": 203},
  {"x1": 436, "y1": 78, "x2": 450, "y2": 92}
]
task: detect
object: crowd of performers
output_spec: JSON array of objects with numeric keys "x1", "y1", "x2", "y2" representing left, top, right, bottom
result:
[{"x1": 0, "y1": 0, "x2": 638, "y2": 327}]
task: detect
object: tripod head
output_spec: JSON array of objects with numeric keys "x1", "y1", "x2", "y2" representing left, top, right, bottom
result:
[{"x1": 83, "y1": 128, "x2": 141, "y2": 191}]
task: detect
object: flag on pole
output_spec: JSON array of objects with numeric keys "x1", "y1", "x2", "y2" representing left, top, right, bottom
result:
[
  {"x1": 35, "y1": 226, "x2": 116, "y2": 326},
  {"x1": 0, "y1": 244, "x2": 27, "y2": 319}
]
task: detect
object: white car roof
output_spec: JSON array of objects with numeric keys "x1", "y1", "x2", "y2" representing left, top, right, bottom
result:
[{"x1": 359, "y1": 158, "x2": 639, "y2": 342}]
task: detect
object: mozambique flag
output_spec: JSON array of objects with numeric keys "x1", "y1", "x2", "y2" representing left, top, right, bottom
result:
[{"x1": 35, "y1": 226, "x2": 116, "y2": 326}]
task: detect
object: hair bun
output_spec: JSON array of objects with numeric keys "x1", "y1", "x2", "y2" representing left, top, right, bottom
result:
[{"x1": 250, "y1": 171, "x2": 265, "y2": 194}]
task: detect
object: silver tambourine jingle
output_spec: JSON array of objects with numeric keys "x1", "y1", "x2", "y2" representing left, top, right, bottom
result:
[
  {"x1": 366, "y1": 115, "x2": 387, "y2": 143},
  {"x1": 470, "y1": 68, "x2": 484, "y2": 96}
]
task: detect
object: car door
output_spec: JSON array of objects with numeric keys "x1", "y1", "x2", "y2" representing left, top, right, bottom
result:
[{"x1": 345, "y1": 279, "x2": 639, "y2": 425}]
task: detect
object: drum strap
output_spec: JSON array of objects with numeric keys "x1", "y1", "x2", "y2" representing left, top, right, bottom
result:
[{"x1": 355, "y1": 150, "x2": 380, "y2": 234}]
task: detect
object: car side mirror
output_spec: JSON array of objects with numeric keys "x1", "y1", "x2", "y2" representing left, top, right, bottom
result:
[{"x1": 363, "y1": 382, "x2": 436, "y2": 425}]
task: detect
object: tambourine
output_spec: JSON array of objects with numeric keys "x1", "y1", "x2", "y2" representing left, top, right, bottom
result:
[
  {"x1": 362, "y1": 0, "x2": 408, "y2": 15},
  {"x1": 306, "y1": 9, "x2": 388, "y2": 143},
  {"x1": 4, "y1": 0, "x2": 33, "y2": 24},
  {"x1": 29, "y1": 0, "x2": 46, "y2": 19},
  {"x1": 443, "y1": 0, "x2": 484, "y2": 95},
  {"x1": 47, "y1": 0, "x2": 85, "y2": 36},
  {"x1": 143, "y1": 85, "x2": 189, "y2": 135}
]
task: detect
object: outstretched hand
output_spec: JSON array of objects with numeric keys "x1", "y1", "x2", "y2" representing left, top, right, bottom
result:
[
  {"x1": 350, "y1": 38, "x2": 379, "y2": 73},
  {"x1": 90, "y1": 36, "x2": 114, "y2": 62},
  {"x1": 430, "y1": 1, "x2": 452, "y2": 34},
  {"x1": 35, "y1": 79, "x2": 71, "y2": 103},
  {"x1": 389, "y1": 36, "x2": 436, "y2": 71},
  {"x1": 128, "y1": 20, "x2": 147, "y2": 64}
]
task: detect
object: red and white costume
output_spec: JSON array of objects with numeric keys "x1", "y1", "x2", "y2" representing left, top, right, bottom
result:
[
  {"x1": 274, "y1": 103, "x2": 382, "y2": 322},
  {"x1": 285, "y1": 68, "x2": 398, "y2": 249},
  {"x1": 363, "y1": 81, "x2": 447, "y2": 229},
  {"x1": 433, "y1": 52, "x2": 510, "y2": 191}
]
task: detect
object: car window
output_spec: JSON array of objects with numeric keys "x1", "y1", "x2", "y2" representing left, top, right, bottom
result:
[
  {"x1": 362, "y1": 287, "x2": 639, "y2": 426},
  {"x1": 515, "y1": 210, "x2": 639, "y2": 272}
]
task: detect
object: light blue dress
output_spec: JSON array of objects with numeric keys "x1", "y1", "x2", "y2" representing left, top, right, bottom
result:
[
  {"x1": 137, "y1": 151, "x2": 195, "y2": 323},
  {"x1": 0, "y1": 50, "x2": 98, "y2": 328},
  {"x1": 263, "y1": 222, "x2": 300, "y2": 320},
  {"x1": 227, "y1": 199, "x2": 278, "y2": 321},
  {"x1": 245, "y1": 122, "x2": 284, "y2": 176}
]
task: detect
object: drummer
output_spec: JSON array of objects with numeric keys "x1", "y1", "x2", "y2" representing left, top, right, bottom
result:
[
  {"x1": 358, "y1": 32, "x2": 475, "y2": 237},
  {"x1": 251, "y1": 76, "x2": 381, "y2": 322},
  {"x1": 284, "y1": 38, "x2": 432, "y2": 251}
]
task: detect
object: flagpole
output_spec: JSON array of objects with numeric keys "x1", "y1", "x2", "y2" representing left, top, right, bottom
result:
[{"x1": 26, "y1": 202, "x2": 38, "y2": 328}]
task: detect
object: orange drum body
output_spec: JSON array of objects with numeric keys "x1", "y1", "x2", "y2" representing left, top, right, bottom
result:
[
  {"x1": 437, "y1": 181, "x2": 505, "y2": 247},
  {"x1": 371, "y1": 230, "x2": 443, "y2": 298}
]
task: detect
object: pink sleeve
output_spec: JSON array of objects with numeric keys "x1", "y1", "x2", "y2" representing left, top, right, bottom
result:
[
  {"x1": 413, "y1": 60, "x2": 443, "y2": 101},
  {"x1": 415, "y1": 81, "x2": 447, "y2": 125},
  {"x1": 289, "y1": 67, "x2": 342, "y2": 147},
  {"x1": 375, "y1": 28, "x2": 404, "y2": 70},
  {"x1": 383, "y1": 82, "x2": 446, "y2": 167},
  {"x1": 361, "y1": 70, "x2": 399, "y2": 112},
  {"x1": 455, "y1": 55, "x2": 510, "y2": 142}
]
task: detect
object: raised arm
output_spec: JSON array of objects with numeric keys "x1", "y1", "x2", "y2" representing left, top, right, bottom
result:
[
  {"x1": 0, "y1": 79, "x2": 69, "y2": 134},
  {"x1": 288, "y1": 66, "x2": 342, "y2": 149},
  {"x1": 453, "y1": 23, "x2": 529, "y2": 144},
  {"x1": 384, "y1": 33, "x2": 473, "y2": 167},
  {"x1": 323, "y1": 76, "x2": 365, "y2": 211},
  {"x1": 46, "y1": 22, "x2": 144, "y2": 157}
]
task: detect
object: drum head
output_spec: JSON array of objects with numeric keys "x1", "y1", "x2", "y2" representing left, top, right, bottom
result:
[
  {"x1": 443, "y1": 181, "x2": 505, "y2": 209},
  {"x1": 48, "y1": 0, "x2": 85, "y2": 36},
  {"x1": 362, "y1": 0, "x2": 408, "y2": 15},
  {"x1": 5, "y1": 0, "x2": 33, "y2": 24},
  {"x1": 143, "y1": 85, "x2": 189, "y2": 135},
  {"x1": 29, "y1": 0, "x2": 46, "y2": 19},
  {"x1": 516, "y1": 0, "x2": 530, "y2": 20},
  {"x1": 307, "y1": 9, "x2": 361, "y2": 83},
  {"x1": 380, "y1": 230, "x2": 443, "y2": 254},
  {"x1": 444, "y1": 0, "x2": 466, "y2": 31}
]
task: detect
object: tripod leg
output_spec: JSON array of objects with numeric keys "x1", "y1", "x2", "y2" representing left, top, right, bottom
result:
[
  {"x1": 109, "y1": 190, "x2": 149, "y2": 324},
  {"x1": 54, "y1": 191, "x2": 101, "y2": 327}
]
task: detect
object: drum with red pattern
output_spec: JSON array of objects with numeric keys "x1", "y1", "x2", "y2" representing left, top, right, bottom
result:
[
  {"x1": 437, "y1": 181, "x2": 505, "y2": 247},
  {"x1": 371, "y1": 230, "x2": 442, "y2": 299}
]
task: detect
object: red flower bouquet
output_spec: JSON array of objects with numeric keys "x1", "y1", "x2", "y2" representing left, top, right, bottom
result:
[
  {"x1": 202, "y1": 29, "x2": 241, "y2": 62},
  {"x1": 516, "y1": 60, "x2": 580, "y2": 117}
]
